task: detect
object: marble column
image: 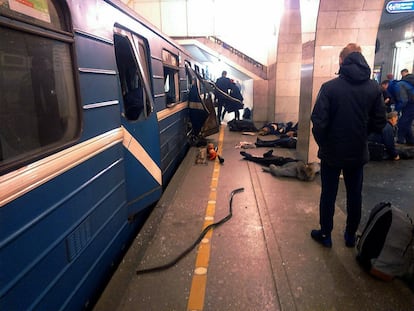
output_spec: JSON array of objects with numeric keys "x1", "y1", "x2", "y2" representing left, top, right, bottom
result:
[{"x1": 303, "y1": 0, "x2": 385, "y2": 162}]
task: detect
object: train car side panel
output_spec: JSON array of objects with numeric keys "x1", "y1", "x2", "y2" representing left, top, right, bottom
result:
[{"x1": 0, "y1": 0, "x2": 206, "y2": 309}]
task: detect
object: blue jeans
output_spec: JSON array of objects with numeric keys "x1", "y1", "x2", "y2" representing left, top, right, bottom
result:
[{"x1": 319, "y1": 161, "x2": 363, "y2": 236}]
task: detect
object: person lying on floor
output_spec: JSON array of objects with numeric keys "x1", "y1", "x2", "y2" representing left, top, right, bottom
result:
[
  {"x1": 262, "y1": 161, "x2": 321, "y2": 182},
  {"x1": 255, "y1": 136, "x2": 297, "y2": 149},
  {"x1": 227, "y1": 119, "x2": 258, "y2": 132},
  {"x1": 240, "y1": 149, "x2": 297, "y2": 166},
  {"x1": 258, "y1": 122, "x2": 297, "y2": 136}
]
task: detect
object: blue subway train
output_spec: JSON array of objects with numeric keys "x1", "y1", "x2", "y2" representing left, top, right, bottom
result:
[{"x1": 0, "y1": 1, "x2": 215, "y2": 309}]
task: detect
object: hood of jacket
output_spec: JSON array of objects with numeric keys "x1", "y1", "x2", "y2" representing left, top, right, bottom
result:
[{"x1": 338, "y1": 52, "x2": 371, "y2": 84}]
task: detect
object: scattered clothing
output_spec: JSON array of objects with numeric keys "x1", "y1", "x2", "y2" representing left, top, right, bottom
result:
[{"x1": 235, "y1": 141, "x2": 256, "y2": 149}]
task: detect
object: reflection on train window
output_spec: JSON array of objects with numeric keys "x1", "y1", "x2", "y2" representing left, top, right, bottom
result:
[
  {"x1": 162, "y1": 50, "x2": 179, "y2": 107},
  {"x1": 0, "y1": 25, "x2": 79, "y2": 170},
  {"x1": 114, "y1": 33, "x2": 152, "y2": 120},
  {"x1": 182, "y1": 61, "x2": 193, "y2": 101}
]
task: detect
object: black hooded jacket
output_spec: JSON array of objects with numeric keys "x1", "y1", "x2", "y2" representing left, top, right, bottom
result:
[{"x1": 311, "y1": 52, "x2": 386, "y2": 167}]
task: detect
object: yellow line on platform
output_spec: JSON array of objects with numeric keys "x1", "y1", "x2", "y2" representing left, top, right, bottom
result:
[{"x1": 187, "y1": 126, "x2": 225, "y2": 311}]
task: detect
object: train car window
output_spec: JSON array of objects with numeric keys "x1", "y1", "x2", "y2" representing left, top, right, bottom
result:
[
  {"x1": 0, "y1": 1, "x2": 79, "y2": 173},
  {"x1": 114, "y1": 32, "x2": 152, "y2": 120},
  {"x1": 0, "y1": 0, "x2": 68, "y2": 31},
  {"x1": 162, "y1": 49, "x2": 179, "y2": 107}
]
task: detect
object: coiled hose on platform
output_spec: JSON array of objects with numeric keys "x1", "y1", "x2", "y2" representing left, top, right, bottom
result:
[{"x1": 136, "y1": 187, "x2": 245, "y2": 274}]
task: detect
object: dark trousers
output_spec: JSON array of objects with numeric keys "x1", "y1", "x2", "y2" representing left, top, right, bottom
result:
[
  {"x1": 319, "y1": 161, "x2": 363, "y2": 236},
  {"x1": 222, "y1": 109, "x2": 240, "y2": 120},
  {"x1": 217, "y1": 100, "x2": 225, "y2": 122},
  {"x1": 397, "y1": 105, "x2": 414, "y2": 144}
]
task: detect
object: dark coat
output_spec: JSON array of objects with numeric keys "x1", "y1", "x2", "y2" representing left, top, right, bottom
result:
[
  {"x1": 224, "y1": 83, "x2": 244, "y2": 112},
  {"x1": 215, "y1": 76, "x2": 232, "y2": 101},
  {"x1": 311, "y1": 52, "x2": 386, "y2": 167}
]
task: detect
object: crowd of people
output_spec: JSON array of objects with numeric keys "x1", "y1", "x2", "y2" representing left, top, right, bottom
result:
[
  {"x1": 213, "y1": 45, "x2": 414, "y2": 251},
  {"x1": 210, "y1": 44, "x2": 414, "y2": 272},
  {"x1": 371, "y1": 68, "x2": 414, "y2": 160},
  {"x1": 214, "y1": 66, "x2": 414, "y2": 163}
]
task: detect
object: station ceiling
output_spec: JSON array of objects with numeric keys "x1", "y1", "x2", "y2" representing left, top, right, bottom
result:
[{"x1": 173, "y1": 8, "x2": 412, "y2": 82}]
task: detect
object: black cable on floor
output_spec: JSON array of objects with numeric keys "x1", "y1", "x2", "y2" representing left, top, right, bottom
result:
[{"x1": 136, "y1": 187, "x2": 245, "y2": 275}]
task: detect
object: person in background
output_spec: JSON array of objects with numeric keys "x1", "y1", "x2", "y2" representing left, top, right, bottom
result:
[
  {"x1": 386, "y1": 73, "x2": 399, "y2": 102},
  {"x1": 222, "y1": 80, "x2": 244, "y2": 120},
  {"x1": 380, "y1": 80, "x2": 394, "y2": 112},
  {"x1": 214, "y1": 70, "x2": 232, "y2": 122},
  {"x1": 401, "y1": 68, "x2": 414, "y2": 86},
  {"x1": 310, "y1": 43, "x2": 386, "y2": 248},
  {"x1": 368, "y1": 111, "x2": 400, "y2": 161},
  {"x1": 392, "y1": 71, "x2": 414, "y2": 145}
]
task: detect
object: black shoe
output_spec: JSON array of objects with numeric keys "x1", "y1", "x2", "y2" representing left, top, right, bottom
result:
[
  {"x1": 311, "y1": 229, "x2": 332, "y2": 248},
  {"x1": 344, "y1": 232, "x2": 356, "y2": 248},
  {"x1": 240, "y1": 151, "x2": 249, "y2": 158},
  {"x1": 263, "y1": 149, "x2": 273, "y2": 158}
]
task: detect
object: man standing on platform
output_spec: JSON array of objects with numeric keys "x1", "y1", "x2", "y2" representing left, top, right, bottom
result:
[
  {"x1": 214, "y1": 70, "x2": 232, "y2": 122},
  {"x1": 310, "y1": 43, "x2": 386, "y2": 248}
]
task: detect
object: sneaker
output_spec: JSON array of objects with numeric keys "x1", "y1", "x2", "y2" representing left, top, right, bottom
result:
[
  {"x1": 311, "y1": 229, "x2": 332, "y2": 248},
  {"x1": 344, "y1": 232, "x2": 356, "y2": 248}
]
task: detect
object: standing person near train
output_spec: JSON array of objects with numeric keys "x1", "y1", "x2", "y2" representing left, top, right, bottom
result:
[
  {"x1": 222, "y1": 80, "x2": 244, "y2": 120},
  {"x1": 310, "y1": 43, "x2": 386, "y2": 248},
  {"x1": 214, "y1": 70, "x2": 232, "y2": 122}
]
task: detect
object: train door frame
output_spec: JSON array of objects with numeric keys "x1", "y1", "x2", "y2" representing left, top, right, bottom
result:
[
  {"x1": 113, "y1": 26, "x2": 154, "y2": 121},
  {"x1": 113, "y1": 25, "x2": 162, "y2": 216}
]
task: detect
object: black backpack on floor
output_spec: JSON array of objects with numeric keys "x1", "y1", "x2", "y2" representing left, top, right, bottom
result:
[{"x1": 356, "y1": 202, "x2": 414, "y2": 281}]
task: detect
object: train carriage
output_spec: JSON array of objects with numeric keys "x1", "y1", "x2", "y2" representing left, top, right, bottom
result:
[{"x1": 0, "y1": 0, "x2": 212, "y2": 309}]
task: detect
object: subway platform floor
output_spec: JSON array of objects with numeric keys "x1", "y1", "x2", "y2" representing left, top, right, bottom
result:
[{"x1": 93, "y1": 124, "x2": 414, "y2": 311}]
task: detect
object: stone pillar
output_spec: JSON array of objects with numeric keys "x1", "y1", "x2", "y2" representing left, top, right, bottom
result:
[
  {"x1": 273, "y1": 0, "x2": 302, "y2": 123},
  {"x1": 304, "y1": 0, "x2": 385, "y2": 163}
]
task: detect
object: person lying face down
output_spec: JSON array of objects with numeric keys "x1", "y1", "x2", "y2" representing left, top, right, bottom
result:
[
  {"x1": 240, "y1": 149, "x2": 320, "y2": 181},
  {"x1": 262, "y1": 162, "x2": 320, "y2": 181}
]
